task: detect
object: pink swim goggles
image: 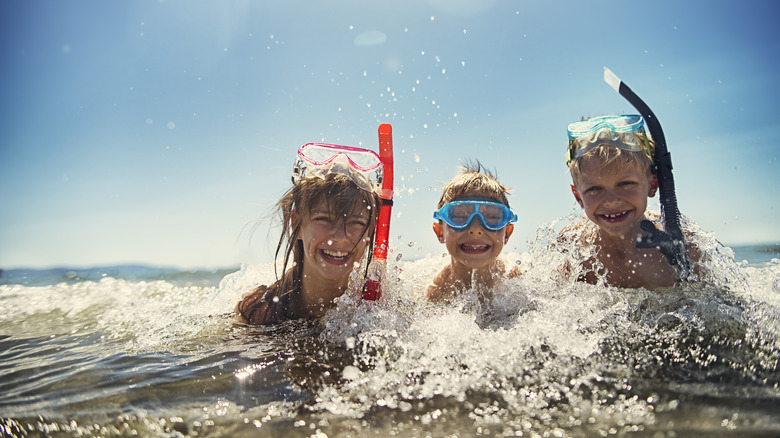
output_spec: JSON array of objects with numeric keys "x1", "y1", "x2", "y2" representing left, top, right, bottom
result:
[{"x1": 292, "y1": 143, "x2": 383, "y2": 193}]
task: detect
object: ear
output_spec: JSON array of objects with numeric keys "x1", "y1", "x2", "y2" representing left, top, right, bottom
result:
[
  {"x1": 648, "y1": 174, "x2": 659, "y2": 198},
  {"x1": 432, "y1": 222, "x2": 445, "y2": 243},
  {"x1": 504, "y1": 224, "x2": 514, "y2": 243},
  {"x1": 571, "y1": 184, "x2": 584, "y2": 208}
]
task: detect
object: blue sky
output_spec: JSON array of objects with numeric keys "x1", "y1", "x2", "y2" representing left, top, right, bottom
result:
[{"x1": 1, "y1": 0, "x2": 778, "y2": 269}]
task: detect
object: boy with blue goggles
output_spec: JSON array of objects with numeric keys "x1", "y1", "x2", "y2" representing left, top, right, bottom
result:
[
  {"x1": 433, "y1": 199, "x2": 517, "y2": 232},
  {"x1": 427, "y1": 162, "x2": 520, "y2": 303}
]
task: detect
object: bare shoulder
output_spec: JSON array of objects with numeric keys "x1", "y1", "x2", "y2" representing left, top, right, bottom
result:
[
  {"x1": 235, "y1": 284, "x2": 283, "y2": 325},
  {"x1": 427, "y1": 265, "x2": 455, "y2": 303},
  {"x1": 681, "y1": 229, "x2": 711, "y2": 280},
  {"x1": 555, "y1": 219, "x2": 593, "y2": 248}
]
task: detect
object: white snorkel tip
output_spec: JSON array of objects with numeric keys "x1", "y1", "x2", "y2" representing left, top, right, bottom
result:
[{"x1": 603, "y1": 67, "x2": 622, "y2": 93}]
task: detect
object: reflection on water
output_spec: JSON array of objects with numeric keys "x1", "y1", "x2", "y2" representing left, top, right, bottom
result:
[{"x1": 0, "y1": 241, "x2": 778, "y2": 437}]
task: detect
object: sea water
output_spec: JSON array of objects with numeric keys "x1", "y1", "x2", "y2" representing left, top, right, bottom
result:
[{"x1": 1, "y1": 229, "x2": 778, "y2": 437}]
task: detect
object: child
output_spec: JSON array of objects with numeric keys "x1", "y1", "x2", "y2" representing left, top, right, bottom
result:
[
  {"x1": 235, "y1": 143, "x2": 381, "y2": 325},
  {"x1": 427, "y1": 162, "x2": 519, "y2": 302},
  {"x1": 564, "y1": 115, "x2": 701, "y2": 289}
]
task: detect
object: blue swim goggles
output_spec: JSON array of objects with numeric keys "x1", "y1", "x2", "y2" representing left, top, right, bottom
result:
[
  {"x1": 565, "y1": 115, "x2": 652, "y2": 166},
  {"x1": 433, "y1": 200, "x2": 517, "y2": 231}
]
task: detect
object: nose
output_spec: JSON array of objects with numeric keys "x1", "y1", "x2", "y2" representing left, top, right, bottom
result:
[
  {"x1": 329, "y1": 222, "x2": 349, "y2": 241},
  {"x1": 602, "y1": 188, "x2": 621, "y2": 205},
  {"x1": 466, "y1": 217, "x2": 485, "y2": 234}
]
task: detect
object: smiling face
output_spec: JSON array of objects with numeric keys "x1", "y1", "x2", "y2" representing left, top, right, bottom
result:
[
  {"x1": 433, "y1": 195, "x2": 514, "y2": 271},
  {"x1": 571, "y1": 154, "x2": 658, "y2": 241},
  {"x1": 297, "y1": 197, "x2": 372, "y2": 288}
]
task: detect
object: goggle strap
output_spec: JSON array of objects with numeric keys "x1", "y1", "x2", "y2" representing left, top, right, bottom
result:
[
  {"x1": 566, "y1": 140, "x2": 576, "y2": 166},
  {"x1": 642, "y1": 129, "x2": 657, "y2": 173}
]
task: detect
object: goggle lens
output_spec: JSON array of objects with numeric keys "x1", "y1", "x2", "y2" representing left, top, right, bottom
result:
[
  {"x1": 567, "y1": 115, "x2": 643, "y2": 140},
  {"x1": 298, "y1": 143, "x2": 381, "y2": 171}
]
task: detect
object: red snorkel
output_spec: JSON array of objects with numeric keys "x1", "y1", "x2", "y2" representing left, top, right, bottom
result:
[{"x1": 362, "y1": 123, "x2": 394, "y2": 300}]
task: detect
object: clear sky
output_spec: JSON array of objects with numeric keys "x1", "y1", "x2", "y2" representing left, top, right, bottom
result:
[{"x1": 1, "y1": 0, "x2": 778, "y2": 269}]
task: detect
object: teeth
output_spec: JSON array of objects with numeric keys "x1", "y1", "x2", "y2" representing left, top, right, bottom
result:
[
  {"x1": 462, "y1": 244, "x2": 488, "y2": 250},
  {"x1": 322, "y1": 249, "x2": 349, "y2": 258},
  {"x1": 604, "y1": 212, "x2": 626, "y2": 218}
]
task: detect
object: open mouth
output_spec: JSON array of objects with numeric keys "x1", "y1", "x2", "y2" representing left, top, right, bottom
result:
[
  {"x1": 320, "y1": 249, "x2": 351, "y2": 264},
  {"x1": 459, "y1": 243, "x2": 490, "y2": 254},
  {"x1": 598, "y1": 210, "x2": 630, "y2": 223}
]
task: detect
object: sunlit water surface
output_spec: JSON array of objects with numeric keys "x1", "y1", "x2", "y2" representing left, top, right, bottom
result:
[{"x1": 1, "y1": 228, "x2": 779, "y2": 437}]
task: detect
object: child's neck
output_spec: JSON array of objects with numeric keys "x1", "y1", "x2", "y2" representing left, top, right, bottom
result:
[
  {"x1": 595, "y1": 223, "x2": 645, "y2": 254},
  {"x1": 298, "y1": 272, "x2": 348, "y2": 318}
]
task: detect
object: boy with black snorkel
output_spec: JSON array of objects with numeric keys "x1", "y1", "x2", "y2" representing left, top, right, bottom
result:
[
  {"x1": 427, "y1": 162, "x2": 520, "y2": 302},
  {"x1": 563, "y1": 114, "x2": 704, "y2": 289},
  {"x1": 559, "y1": 68, "x2": 706, "y2": 289}
]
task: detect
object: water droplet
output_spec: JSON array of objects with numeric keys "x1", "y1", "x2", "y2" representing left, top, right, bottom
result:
[
  {"x1": 408, "y1": 242, "x2": 415, "y2": 247},
  {"x1": 342, "y1": 365, "x2": 361, "y2": 380}
]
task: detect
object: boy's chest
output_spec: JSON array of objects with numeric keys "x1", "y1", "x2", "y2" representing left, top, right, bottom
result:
[{"x1": 599, "y1": 247, "x2": 677, "y2": 289}]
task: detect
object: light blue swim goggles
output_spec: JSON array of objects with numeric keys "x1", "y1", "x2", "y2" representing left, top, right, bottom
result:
[
  {"x1": 433, "y1": 199, "x2": 517, "y2": 231},
  {"x1": 565, "y1": 115, "x2": 652, "y2": 166}
]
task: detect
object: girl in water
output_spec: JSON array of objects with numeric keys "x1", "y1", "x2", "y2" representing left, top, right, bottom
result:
[{"x1": 236, "y1": 143, "x2": 382, "y2": 325}]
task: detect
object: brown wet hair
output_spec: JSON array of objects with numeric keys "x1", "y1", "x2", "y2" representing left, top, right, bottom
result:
[
  {"x1": 272, "y1": 172, "x2": 380, "y2": 297},
  {"x1": 437, "y1": 160, "x2": 511, "y2": 209},
  {"x1": 569, "y1": 134, "x2": 656, "y2": 185}
]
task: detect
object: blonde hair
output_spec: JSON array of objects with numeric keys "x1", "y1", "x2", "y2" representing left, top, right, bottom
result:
[
  {"x1": 438, "y1": 161, "x2": 511, "y2": 208},
  {"x1": 273, "y1": 172, "x2": 380, "y2": 297},
  {"x1": 569, "y1": 133, "x2": 655, "y2": 185}
]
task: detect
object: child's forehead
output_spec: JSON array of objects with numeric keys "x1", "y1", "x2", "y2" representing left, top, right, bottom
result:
[
  {"x1": 578, "y1": 154, "x2": 646, "y2": 174},
  {"x1": 309, "y1": 197, "x2": 370, "y2": 217},
  {"x1": 452, "y1": 188, "x2": 502, "y2": 201},
  {"x1": 451, "y1": 193, "x2": 501, "y2": 203},
  {"x1": 577, "y1": 157, "x2": 651, "y2": 184}
]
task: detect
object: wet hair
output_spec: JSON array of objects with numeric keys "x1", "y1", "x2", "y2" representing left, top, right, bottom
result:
[
  {"x1": 437, "y1": 160, "x2": 511, "y2": 208},
  {"x1": 273, "y1": 172, "x2": 380, "y2": 297},
  {"x1": 569, "y1": 134, "x2": 656, "y2": 185}
]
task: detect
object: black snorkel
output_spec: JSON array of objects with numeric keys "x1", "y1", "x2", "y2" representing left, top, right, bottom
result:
[{"x1": 603, "y1": 67, "x2": 691, "y2": 281}]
